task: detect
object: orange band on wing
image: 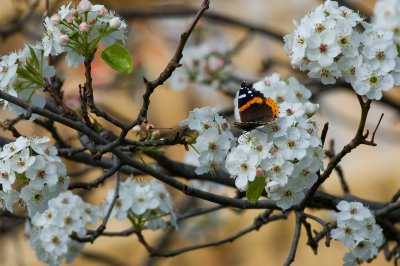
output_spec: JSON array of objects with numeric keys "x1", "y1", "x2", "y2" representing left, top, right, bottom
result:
[
  {"x1": 265, "y1": 98, "x2": 280, "y2": 116},
  {"x1": 239, "y1": 97, "x2": 263, "y2": 112}
]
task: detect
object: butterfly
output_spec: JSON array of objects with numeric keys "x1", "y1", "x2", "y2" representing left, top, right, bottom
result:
[{"x1": 234, "y1": 81, "x2": 279, "y2": 131}]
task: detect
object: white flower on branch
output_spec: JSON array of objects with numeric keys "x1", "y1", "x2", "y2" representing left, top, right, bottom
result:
[
  {"x1": 331, "y1": 200, "x2": 384, "y2": 264},
  {"x1": 27, "y1": 191, "x2": 98, "y2": 265},
  {"x1": 284, "y1": 0, "x2": 400, "y2": 99},
  {"x1": 103, "y1": 177, "x2": 177, "y2": 231}
]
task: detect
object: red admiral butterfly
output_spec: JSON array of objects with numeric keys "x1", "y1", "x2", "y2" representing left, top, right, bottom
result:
[{"x1": 234, "y1": 81, "x2": 279, "y2": 131}]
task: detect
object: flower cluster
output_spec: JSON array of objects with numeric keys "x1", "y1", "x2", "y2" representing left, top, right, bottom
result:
[
  {"x1": 103, "y1": 177, "x2": 177, "y2": 230},
  {"x1": 43, "y1": 0, "x2": 127, "y2": 66},
  {"x1": 0, "y1": 136, "x2": 69, "y2": 216},
  {"x1": 227, "y1": 73, "x2": 323, "y2": 209},
  {"x1": 27, "y1": 191, "x2": 99, "y2": 266},
  {"x1": 284, "y1": 0, "x2": 400, "y2": 100},
  {"x1": 180, "y1": 106, "x2": 235, "y2": 175},
  {"x1": 0, "y1": 0, "x2": 128, "y2": 119},
  {"x1": 331, "y1": 201, "x2": 384, "y2": 265},
  {"x1": 373, "y1": 0, "x2": 400, "y2": 45},
  {"x1": 0, "y1": 46, "x2": 55, "y2": 119},
  {"x1": 169, "y1": 42, "x2": 231, "y2": 91}
]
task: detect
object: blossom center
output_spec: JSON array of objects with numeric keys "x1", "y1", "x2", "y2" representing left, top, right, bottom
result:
[
  {"x1": 1, "y1": 172, "x2": 9, "y2": 180},
  {"x1": 319, "y1": 44, "x2": 328, "y2": 53},
  {"x1": 284, "y1": 190, "x2": 293, "y2": 197},
  {"x1": 17, "y1": 159, "x2": 25, "y2": 167},
  {"x1": 208, "y1": 142, "x2": 218, "y2": 151},
  {"x1": 302, "y1": 169, "x2": 310, "y2": 176},
  {"x1": 38, "y1": 170, "x2": 46, "y2": 178},
  {"x1": 344, "y1": 226, "x2": 352, "y2": 235},
  {"x1": 288, "y1": 140, "x2": 296, "y2": 148},
  {"x1": 339, "y1": 37, "x2": 348, "y2": 45},
  {"x1": 315, "y1": 23, "x2": 325, "y2": 33},
  {"x1": 240, "y1": 163, "x2": 248, "y2": 171},
  {"x1": 350, "y1": 66, "x2": 356, "y2": 76},
  {"x1": 51, "y1": 236, "x2": 60, "y2": 245},
  {"x1": 375, "y1": 50, "x2": 385, "y2": 60},
  {"x1": 273, "y1": 165, "x2": 281, "y2": 173},
  {"x1": 277, "y1": 96, "x2": 284, "y2": 103},
  {"x1": 320, "y1": 68, "x2": 330, "y2": 78},
  {"x1": 286, "y1": 108, "x2": 294, "y2": 116},
  {"x1": 369, "y1": 75, "x2": 378, "y2": 84},
  {"x1": 33, "y1": 192, "x2": 43, "y2": 201},
  {"x1": 272, "y1": 125, "x2": 281, "y2": 132},
  {"x1": 64, "y1": 216, "x2": 72, "y2": 225}
]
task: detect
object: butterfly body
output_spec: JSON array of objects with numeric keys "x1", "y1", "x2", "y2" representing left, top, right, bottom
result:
[{"x1": 234, "y1": 81, "x2": 279, "y2": 131}]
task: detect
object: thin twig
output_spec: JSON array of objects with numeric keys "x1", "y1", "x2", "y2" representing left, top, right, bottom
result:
[
  {"x1": 130, "y1": 0, "x2": 210, "y2": 129},
  {"x1": 151, "y1": 211, "x2": 288, "y2": 257},
  {"x1": 391, "y1": 190, "x2": 400, "y2": 203},
  {"x1": 68, "y1": 164, "x2": 122, "y2": 190},
  {"x1": 299, "y1": 94, "x2": 373, "y2": 209},
  {"x1": 304, "y1": 213, "x2": 332, "y2": 249},
  {"x1": 284, "y1": 211, "x2": 303, "y2": 266},
  {"x1": 327, "y1": 139, "x2": 350, "y2": 194},
  {"x1": 136, "y1": 231, "x2": 155, "y2": 253},
  {"x1": 320, "y1": 122, "x2": 329, "y2": 147},
  {"x1": 73, "y1": 159, "x2": 120, "y2": 243},
  {"x1": 302, "y1": 219, "x2": 318, "y2": 254},
  {"x1": 363, "y1": 113, "x2": 384, "y2": 146}
]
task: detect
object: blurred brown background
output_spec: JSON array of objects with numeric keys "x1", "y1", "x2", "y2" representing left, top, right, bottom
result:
[{"x1": 0, "y1": 0, "x2": 399, "y2": 265}]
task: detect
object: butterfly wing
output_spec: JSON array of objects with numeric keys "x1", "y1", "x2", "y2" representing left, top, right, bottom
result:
[
  {"x1": 237, "y1": 81, "x2": 275, "y2": 124},
  {"x1": 239, "y1": 101, "x2": 275, "y2": 123}
]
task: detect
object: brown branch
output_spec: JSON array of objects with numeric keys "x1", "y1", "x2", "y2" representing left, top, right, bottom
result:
[
  {"x1": 304, "y1": 213, "x2": 332, "y2": 251},
  {"x1": 85, "y1": 1, "x2": 210, "y2": 159},
  {"x1": 326, "y1": 139, "x2": 350, "y2": 195},
  {"x1": 320, "y1": 122, "x2": 329, "y2": 147},
  {"x1": 302, "y1": 219, "x2": 318, "y2": 254},
  {"x1": 74, "y1": 162, "x2": 121, "y2": 243},
  {"x1": 362, "y1": 113, "x2": 384, "y2": 146},
  {"x1": 0, "y1": 115, "x2": 24, "y2": 137},
  {"x1": 136, "y1": 230, "x2": 155, "y2": 253},
  {"x1": 151, "y1": 210, "x2": 287, "y2": 257},
  {"x1": 283, "y1": 211, "x2": 303, "y2": 266},
  {"x1": 129, "y1": 0, "x2": 210, "y2": 129},
  {"x1": 68, "y1": 163, "x2": 122, "y2": 190},
  {"x1": 391, "y1": 189, "x2": 400, "y2": 203},
  {"x1": 299, "y1": 95, "x2": 374, "y2": 208}
]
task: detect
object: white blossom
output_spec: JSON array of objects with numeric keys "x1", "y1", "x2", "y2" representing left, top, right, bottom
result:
[{"x1": 332, "y1": 200, "x2": 385, "y2": 264}]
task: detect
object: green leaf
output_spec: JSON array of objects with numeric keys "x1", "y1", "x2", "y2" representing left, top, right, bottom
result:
[
  {"x1": 246, "y1": 176, "x2": 267, "y2": 203},
  {"x1": 29, "y1": 46, "x2": 40, "y2": 69},
  {"x1": 101, "y1": 43, "x2": 133, "y2": 74}
]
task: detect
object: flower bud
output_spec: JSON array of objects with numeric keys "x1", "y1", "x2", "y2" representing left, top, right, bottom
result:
[
  {"x1": 79, "y1": 22, "x2": 89, "y2": 33},
  {"x1": 50, "y1": 14, "x2": 61, "y2": 25},
  {"x1": 97, "y1": 6, "x2": 107, "y2": 16},
  {"x1": 256, "y1": 167, "x2": 265, "y2": 177},
  {"x1": 58, "y1": 35, "x2": 69, "y2": 46},
  {"x1": 151, "y1": 130, "x2": 161, "y2": 138},
  {"x1": 304, "y1": 102, "x2": 319, "y2": 117},
  {"x1": 132, "y1": 125, "x2": 142, "y2": 133},
  {"x1": 77, "y1": 0, "x2": 92, "y2": 13},
  {"x1": 146, "y1": 123, "x2": 155, "y2": 131},
  {"x1": 66, "y1": 17, "x2": 73, "y2": 23},
  {"x1": 88, "y1": 18, "x2": 95, "y2": 24},
  {"x1": 109, "y1": 17, "x2": 121, "y2": 29}
]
